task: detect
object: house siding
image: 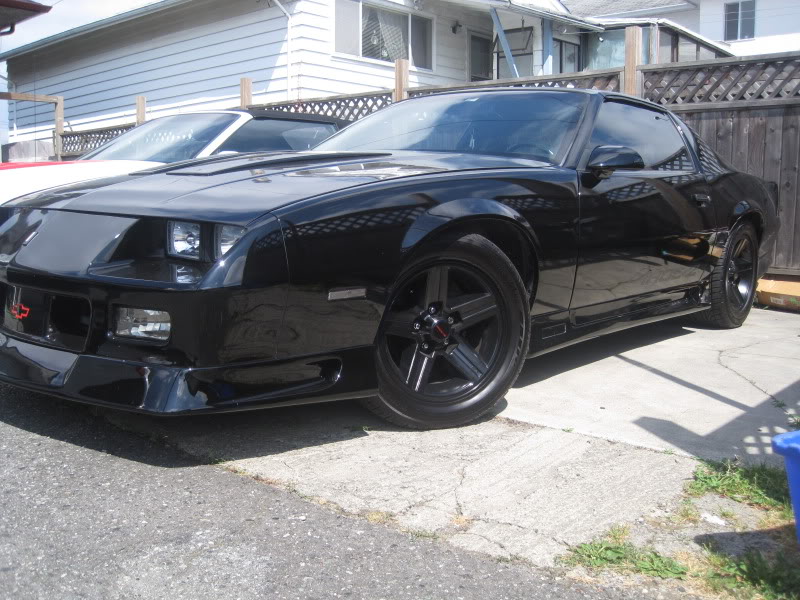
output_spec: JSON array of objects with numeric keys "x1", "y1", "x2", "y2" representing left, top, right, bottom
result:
[
  {"x1": 7, "y1": 0, "x2": 293, "y2": 141},
  {"x1": 293, "y1": 0, "x2": 494, "y2": 98},
  {"x1": 5, "y1": 0, "x2": 502, "y2": 142},
  {"x1": 698, "y1": 0, "x2": 800, "y2": 54}
]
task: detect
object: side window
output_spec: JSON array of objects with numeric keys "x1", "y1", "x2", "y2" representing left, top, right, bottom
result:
[
  {"x1": 215, "y1": 119, "x2": 338, "y2": 154},
  {"x1": 588, "y1": 101, "x2": 694, "y2": 171}
]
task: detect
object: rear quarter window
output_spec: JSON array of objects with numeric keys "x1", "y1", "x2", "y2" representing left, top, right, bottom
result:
[{"x1": 588, "y1": 101, "x2": 694, "y2": 171}]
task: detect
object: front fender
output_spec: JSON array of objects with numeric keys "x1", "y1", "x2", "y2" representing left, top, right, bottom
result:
[{"x1": 401, "y1": 198, "x2": 541, "y2": 256}]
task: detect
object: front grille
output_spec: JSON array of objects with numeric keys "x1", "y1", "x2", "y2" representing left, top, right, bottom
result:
[{"x1": 1, "y1": 283, "x2": 91, "y2": 352}]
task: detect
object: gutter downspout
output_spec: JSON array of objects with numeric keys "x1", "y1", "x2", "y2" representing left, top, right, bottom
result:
[
  {"x1": 272, "y1": 0, "x2": 293, "y2": 101},
  {"x1": 490, "y1": 7, "x2": 519, "y2": 78}
]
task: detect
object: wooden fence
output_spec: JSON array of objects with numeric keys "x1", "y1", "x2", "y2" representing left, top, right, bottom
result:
[{"x1": 639, "y1": 52, "x2": 800, "y2": 276}]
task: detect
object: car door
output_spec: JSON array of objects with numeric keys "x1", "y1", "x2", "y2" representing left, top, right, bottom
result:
[{"x1": 570, "y1": 99, "x2": 716, "y2": 324}]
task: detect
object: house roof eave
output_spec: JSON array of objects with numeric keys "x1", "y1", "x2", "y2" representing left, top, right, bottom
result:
[
  {"x1": 0, "y1": 0, "x2": 193, "y2": 62},
  {"x1": 446, "y1": 0, "x2": 605, "y2": 31}
]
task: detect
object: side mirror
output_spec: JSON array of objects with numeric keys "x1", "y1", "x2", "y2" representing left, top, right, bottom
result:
[{"x1": 585, "y1": 145, "x2": 645, "y2": 179}]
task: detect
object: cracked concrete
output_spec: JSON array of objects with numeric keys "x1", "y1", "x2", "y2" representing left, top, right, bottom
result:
[
  {"x1": 107, "y1": 307, "x2": 799, "y2": 568},
  {"x1": 505, "y1": 308, "x2": 800, "y2": 463}
]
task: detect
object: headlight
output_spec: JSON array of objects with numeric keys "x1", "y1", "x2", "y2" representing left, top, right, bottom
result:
[
  {"x1": 115, "y1": 307, "x2": 171, "y2": 341},
  {"x1": 216, "y1": 225, "x2": 246, "y2": 258},
  {"x1": 168, "y1": 221, "x2": 201, "y2": 260}
]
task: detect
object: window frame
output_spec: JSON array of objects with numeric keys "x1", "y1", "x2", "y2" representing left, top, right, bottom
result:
[
  {"x1": 724, "y1": 0, "x2": 756, "y2": 42},
  {"x1": 553, "y1": 38, "x2": 581, "y2": 74},
  {"x1": 493, "y1": 26, "x2": 535, "y2": 77},
  {"x1": 468, "y1": 30, "x2": 493, "y2": 82},
  {"x1": 333, "y1": 0, "x2": 436, "y2": 72}
]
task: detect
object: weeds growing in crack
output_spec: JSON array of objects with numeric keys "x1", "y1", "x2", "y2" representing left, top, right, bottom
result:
[{"x1": 772, "y1": 399, "x2": 800, "y2": 431}]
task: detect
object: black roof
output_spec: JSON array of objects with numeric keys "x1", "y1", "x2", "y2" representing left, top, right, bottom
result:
[
  {"x1": 409, "y1": 86, "x2": 666, "y2": 111},
  {"x1": 239, "y1": 108, "x2": 350, "y2": 128}
]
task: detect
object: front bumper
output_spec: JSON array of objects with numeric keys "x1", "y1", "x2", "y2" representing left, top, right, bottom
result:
[{"x1": 0, "y1": 332, "x2": 377, "y2": 414}]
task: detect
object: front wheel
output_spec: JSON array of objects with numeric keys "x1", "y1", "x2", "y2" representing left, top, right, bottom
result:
[
  {"x1": 362, "y1": 234, "x2": 530, "y2": 429},
  {"x1": 694, "y1": 222, "x2": 758, "y2": 329}
]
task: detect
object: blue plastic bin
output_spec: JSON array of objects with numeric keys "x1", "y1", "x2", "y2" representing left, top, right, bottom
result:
[{"x1": 772, "y1": 430, "x2": 800, "y2": 544}]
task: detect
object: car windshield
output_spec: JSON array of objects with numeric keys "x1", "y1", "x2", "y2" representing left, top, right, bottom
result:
[
  {"x1": 316, "y1": 91, "x2": 588, "y2": 163},
  {"x1": 82, "y1": 113, "x2": 239, "y2": 162}
]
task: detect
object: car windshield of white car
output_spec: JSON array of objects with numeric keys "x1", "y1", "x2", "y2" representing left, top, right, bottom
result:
[
  {"x1": 81, "y1": 113, "x2": 239, "y2": 162},
  {"x1": 316, "y1": 91, "x2": 588, "y2": 164}
]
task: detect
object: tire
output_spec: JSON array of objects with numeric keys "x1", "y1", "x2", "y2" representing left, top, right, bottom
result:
[
  {"x1": 693, "y1": 221, "x2": 758, "y2": 329},
  {"x1": 362, "y1": 234, "x2": 530, "y2": 429}
]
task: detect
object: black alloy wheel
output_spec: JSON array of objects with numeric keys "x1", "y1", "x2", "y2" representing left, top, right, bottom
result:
[
  {"x1": 693, "y1": 221, "x2": 758, "y2": 329},
  {"x1": 364, "y1": 234, "x2": 530, "y2": 429},
  {"x1": 725, "y1": 236, "x2": 755, "y2": 311}
]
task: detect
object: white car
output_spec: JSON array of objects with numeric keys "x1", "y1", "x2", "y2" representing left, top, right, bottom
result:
[{"x1": 1, "y1": 109, "x2": 346, "y2": 203}]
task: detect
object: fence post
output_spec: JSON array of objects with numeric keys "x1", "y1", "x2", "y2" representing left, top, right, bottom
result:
[
  {"x1": 240, "y1": 77, "x2": 253, "y2": 109},
  {"x1": 623, "y1": 26, "x2": 643, "y2": 97},
  {"x1": 136, "y1": 95, "x2": 147, "y2": 125},
  {"x1": 393, "y1": 59, "x2": 409, "y2": 102},
  {"x1": 53, "y1": 96, "x2": 64, "y2": 161}
]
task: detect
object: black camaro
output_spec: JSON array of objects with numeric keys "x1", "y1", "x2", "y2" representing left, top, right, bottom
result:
[{"x1": 0, "y1": 89, "x2": 778, "y2": 428}]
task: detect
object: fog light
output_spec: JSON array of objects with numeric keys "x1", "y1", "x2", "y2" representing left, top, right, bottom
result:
[{"x1": 115, "y1": 307, "x2": 171, "y2": 341}]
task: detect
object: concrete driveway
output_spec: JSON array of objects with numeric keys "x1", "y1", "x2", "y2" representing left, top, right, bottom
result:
[
  {"x1": 505, "y1": 307, "x2": 800, "y2": 462},
  {"x1": 105, "y1": 307, "x2": 799, "y2": 568}
]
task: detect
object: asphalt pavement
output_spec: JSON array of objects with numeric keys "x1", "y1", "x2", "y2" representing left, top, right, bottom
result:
[{"x1": 1, "y1": 386, "x2": 647, "y2": 600}]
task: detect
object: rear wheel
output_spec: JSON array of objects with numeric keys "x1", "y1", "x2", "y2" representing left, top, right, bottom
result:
[
  {"x1": 694, "y1": 222, "x2": 758, "y2": 329},
  {"x1": 363, "y1": 234, "x2": 530, "y2": 429}
]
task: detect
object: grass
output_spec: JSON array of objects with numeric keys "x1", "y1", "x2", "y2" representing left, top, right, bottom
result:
[
  {"x1": 686, "y1": 460, "x2": 793, "y2": 520},
  {"x1": 701, "y1": 548, "x2": 800, "y2": 600},
  {"x1": 563, "y1": 527, "x2": 688, "y2": 580},
  {"x1": 673, "y1": 499, "x2": 701, "y2": 524}
]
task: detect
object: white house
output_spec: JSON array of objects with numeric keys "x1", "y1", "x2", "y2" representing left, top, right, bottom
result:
[
  {"x1": 0, "y1": 0, "x2": 730, "y2": 159},
  {"x1": 562, "y1": 0, "x2": 800, "y2": 55}
]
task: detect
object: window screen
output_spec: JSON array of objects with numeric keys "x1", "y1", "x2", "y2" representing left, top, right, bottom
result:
[
  {"x1": 362, "y1": 5, "x2": 408, "y2": 62},
  {"x1": 215, "y1": 119, "x2": 338, "y2": 153},
  {"x1": 587, "y1": 102, "x2": 693, "y2": 171}
]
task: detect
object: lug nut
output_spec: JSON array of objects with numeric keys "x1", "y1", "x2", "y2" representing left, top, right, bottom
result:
[
  {"x1": 428, "y1": 305, "x2": 437, "y2": 314},
  {"x1": 447, "y1": 317, "x2": 454, "y2": 324},
  {"x1": 421, "y1": 343, "x2": 429, "y2": 350},
  {"x1": 413, "y1": 322, "x2": 421, "y2": 330}
]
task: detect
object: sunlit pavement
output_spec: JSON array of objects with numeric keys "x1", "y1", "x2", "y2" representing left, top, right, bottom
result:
[{"x1": 505, "y1": 307, "x2": 800, "y2": 462}]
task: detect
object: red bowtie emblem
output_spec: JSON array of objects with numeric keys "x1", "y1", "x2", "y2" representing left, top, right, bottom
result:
[{"x1": 10, "y1": 303, "x2": 30, "y2": 320}]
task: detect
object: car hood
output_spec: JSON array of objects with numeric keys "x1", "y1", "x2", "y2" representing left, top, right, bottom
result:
[
  {"x1": 0, "y1": 160, "x2": 163, "y2": 204},
  {"x1": 5, "y1": 151, "x2": 550, "y2": 226}
]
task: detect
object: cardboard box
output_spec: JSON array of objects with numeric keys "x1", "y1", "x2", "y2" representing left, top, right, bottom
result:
[{"x1": 756, "y1": 277, "x2": 800, "y2": 312}]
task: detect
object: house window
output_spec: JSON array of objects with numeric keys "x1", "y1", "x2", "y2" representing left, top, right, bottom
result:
[
  {"x1": 552, "y1": 39, "x2": 579, "y2": 74},
  {"x1": 494, "y1": 27, "x2": 534, "y2": 78},
  {"x1": 724, "y1": 1, "x2": 755, "y2": 41},
  {"x1": 469, "y1": 33, "x2": 492, "y2": 81},
  {"x1": 335, "y1": 0, "x2": 433, "y2": 69}
]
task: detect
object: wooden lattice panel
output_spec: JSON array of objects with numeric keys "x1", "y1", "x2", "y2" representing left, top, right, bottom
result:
[
  {"x1": 256, "y1": 92, "x2": 393, "y2": 122},
  {"x1": 641, "y1": 55, "x2": 800, "y2": 106},
  {"x1": 61, "y1": 124, "x2": 136, "y2": 157},
  {"x1": 408, "y1": 71, "x2": 621, "y2": 98}
]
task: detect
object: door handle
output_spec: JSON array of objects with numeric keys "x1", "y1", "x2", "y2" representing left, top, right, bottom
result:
[{"x1": 692, "y1": 193, "x2": 711, "y2": 205}]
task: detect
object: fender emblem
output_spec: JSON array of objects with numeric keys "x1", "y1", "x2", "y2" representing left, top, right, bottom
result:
[{"x1": 10, "y1": 303, "x2": 30, "y2": 320}]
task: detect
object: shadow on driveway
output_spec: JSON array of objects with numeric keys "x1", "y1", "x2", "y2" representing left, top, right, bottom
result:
[{"x1": 514, "y1": 320, "x2": 695, "y2": 387}]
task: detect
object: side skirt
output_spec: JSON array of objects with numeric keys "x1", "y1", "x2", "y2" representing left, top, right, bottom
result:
[{"x1": 527, "y1": 291, "x2": 707, "y2": 359}]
